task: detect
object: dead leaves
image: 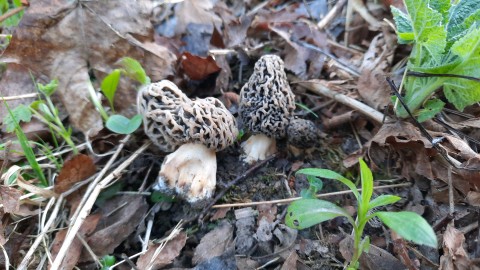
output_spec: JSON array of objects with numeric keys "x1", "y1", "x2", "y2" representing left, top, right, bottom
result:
[
  {"x1": 137, "y1": 231, "x2": 187, "y2": 270},
  {"x1": 1, "y1": 0, "x2": 175, "y2": 133}
]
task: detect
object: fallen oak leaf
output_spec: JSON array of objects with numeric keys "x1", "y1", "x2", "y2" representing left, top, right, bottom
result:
[
  {"x1": 179, "y1": 52, "x2": 221, "y2": 81},
  {"x1": 137, "y1": 231, "x2": 187, "y2": 270}
]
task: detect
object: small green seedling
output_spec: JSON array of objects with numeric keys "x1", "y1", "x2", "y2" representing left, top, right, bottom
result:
[
  {"x1": 92, "y1": 57, "x2": 150, "y2": 134},
  {"x1": 391, "y1": 0, "x2": 480, "y2": 121},
  {"x1": 99, "y1": 255, "x2": 116, "y2": 270},
  {"x1": 285, "y1": 159, "x2": 437, "y2": 269}
]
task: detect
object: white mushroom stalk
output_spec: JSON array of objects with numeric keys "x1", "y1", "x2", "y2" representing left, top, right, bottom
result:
[
  {"x1": 239, "y1": 55, "x2": 296, "y2": 164},
  {"x1": 138, "y1": 80, "x2": 238, "y2": 205},
  {"x1": 241, "y1": 134, "x2": 277, "y2": 164},
  {"x1": 156, "y1": 143, "x2": 216, "y2": 204}
]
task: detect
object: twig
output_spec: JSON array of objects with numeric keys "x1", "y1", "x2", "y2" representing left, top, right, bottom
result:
[
  {"x1": 212, "y1": 183, "x2": 411, "y2": 208},
  {"x1": 0, "y1": 6, "x2": 25, "y2": 23},
  {"x1": 0, "y1": 93, "x2": 37, "y2": 101},
  {"x1": 317, "y1": 0, "x2": 347, "y2": 29},
  {"x1": 18, "y1": 196, "x2": 64, "y2": 269},
  {"x1": 295, "y1": 80, "x2": 384, "y2": 124},
  {"x1": 50, "y1": 142, "x2": 151, "y2": 270},
  {"x1": 195, "y1": 154, "x2": 277, "y2": 223},
  {"x1": 407, "y1": 71, "x2": 480, "y2": 83}
]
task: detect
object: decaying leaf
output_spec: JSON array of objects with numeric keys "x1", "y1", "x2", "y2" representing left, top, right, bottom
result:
[
  {"x1": 50, "y1": 213, "x2": 102, "y2": 270},
  {"x1": 83, "y1": 195, "x2": 148, "y2": 258},
  {"x1": 136, "y1": 231, "x2": 187, "y2": 270},
  {"x1": 180, "y1": 52, "x2": 221, "y2": 81},
  {"x1": 439, "y1": 224, "x2": 474, "y2": 270},
  {"x1": 0, "y1": 185, "x2": 21, "y2": 214},
  {"x1": 55, "y1": 154, "x2": 96, "y2": 194},
  {"x1": 1, "y1": 0, "x2": 175, "y2": 134},
  {"x1": 192, "y1": 221, "x2": 234, "y2": 265}
]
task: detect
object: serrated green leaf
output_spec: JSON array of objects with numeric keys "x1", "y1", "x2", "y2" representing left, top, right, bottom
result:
[
  {"x1": 119, "y1": 57, "x2": 150, "y2": 85},
  {"x1": 444, "y1": 79, "x2": 480, "y2": 111},
  {"x1": 106, "y1": 114, "x2": 142, "y2": 134},
  {"x1": 101, "y1": 69, "x2": 121, "y2": 111},
  {"x1": 404, "y1": 0, "x2": 446, "y2": 64},
  {"x1": 37, "y1": 79, "x2": 58, "y2": 96},
  {"x1": 3, "y1": 104, "x2": 32, "y2": 132},
  {"x1": 285, "y1": 199, "x2": 354, "y2": 229},
  {"x1": 368, "y1": 195, "x2": 401, "y2": 210},
  {"x1": 296, "y1": 168, "x2": 359, "y2": 200},
  {"x1": 416, "y1": 99, "x2": 445, "y2": 122},
  {"x1": 446, "y1": 0, "x2": 480, "y2": 47},
  {"x1": 391, "y1": 6, "x2": 414, "y2": 43},
  {"x1": 429, "y1": 0, "x2": 450, "y2": 24},
  {"x1": 376, "y1": 211, "x2": 437, "y2": 248}
]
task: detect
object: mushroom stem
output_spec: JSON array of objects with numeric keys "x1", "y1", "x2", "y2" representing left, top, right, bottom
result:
[
  {"x1": 156, "y1": 143, "x2": 217, "y2": 204},
  {"x1": 241, "y1": 134, "x2": 277, "y2": 164}
]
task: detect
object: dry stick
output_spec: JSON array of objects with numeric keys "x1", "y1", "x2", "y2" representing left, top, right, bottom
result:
[
  {"x1": 18, "y1": 196, "x2": 64, "y2": 269},
  {"x1": 0, "y1": 93, "x2": 37, "y2": 101},
  {"x1": 317, "y1": 0, "x2": 347, "y2": 29},
  {"x1": 195, "y1": 154, "x2": 277, "y2": 223},
  {"x1": 212, "y1": 183, "x2": 410, "y2": 208},
  {"x1": 0, "y1": 6, "x2": 25, "y2": 23},
  {"x1": 50, "y1": 142, "x2": 151, "y2": 270},
  {"x1": 295, "y1": 81, "x2": 384, "y2": 124}
]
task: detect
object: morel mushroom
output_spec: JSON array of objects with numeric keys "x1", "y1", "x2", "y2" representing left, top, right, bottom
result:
[
  {"x1": 287, "y1": 117, "x2": 321, "y2": 156},
  {"x1": 138, "y1": 80, "x2": 238, "y2": 204},
  {"x1": 239, "y1": 55, "x2": 295, "y2": 164}
]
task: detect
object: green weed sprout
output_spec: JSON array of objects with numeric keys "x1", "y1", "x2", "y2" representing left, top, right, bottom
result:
[
  {"x1": 391, "y1": 0, "x2": 480, "y2": 122},
  {"x1": 285, "y1": 159, "x2": 437, "y2": 269},
  {"x1": 90, "y1": 57, "x2": 149, "y2": 134}
]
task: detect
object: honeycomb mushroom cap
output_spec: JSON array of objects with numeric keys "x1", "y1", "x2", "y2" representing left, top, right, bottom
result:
[
  {"x1": 138, "y1": 80, "x2": 238, "y2": 152},
  {"x1": 287, "y1": 118, "x2": 320, "y2": 149},
  {"x1": 239, "y1": 55, "x2": 295, "y2": 138}
]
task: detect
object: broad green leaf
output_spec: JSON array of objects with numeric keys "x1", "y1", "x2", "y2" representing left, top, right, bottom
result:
[
  {"x1": 301, "y1": 176, "x2": 323, "y2": 199},
  {"x1": 119, "y1": 57, "x2": 150, "y2": 85},
  {"x1": 37, "y1": 79, "x2": 58, "y2": 96},
  {"x1": 106, "y1": 114, "x2": 142, "y2": 134},
  {"x1": 391, "y1": 6, "x2": 414, "y2": 43},
  {"x1": 368, "y1": 195, "x2": 401, "y2": 210},
  {"x1": 286, "y1": 199, "x2": 354, "y2": 230},
  {"x1": 296, "y1": 168, "x2": 359, "y2": 200},
  {"x1": 404, "y1": 0, "x2": 446, "y2": 64},
  {"x1": 429, "y1": 0, "x2": 450, "y2": 24},
  {"x1": 3, "y1": 104, "x2": 32, "y2": 132},
  {"x1": 359, "y1": 159, "x2": 373, "y2": 214},
  {"x1": 376, "y1": 211, "x2": 437, "y2": 248},
  {"x1": 416, "y1": 99, "x2": 445, "y2": 122},
  {"x1": 446, "y1": 0, "x2": 480, "y2": 47},
  {"x1": 101, "y1": 69, "x2": 121, "y2": 111}
]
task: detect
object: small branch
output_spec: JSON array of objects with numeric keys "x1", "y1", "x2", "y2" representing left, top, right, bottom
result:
[
  {"x1": 0, "y1": 6, "x2": 25, "y2": 23},
  {"x1": 295, "y1": 80, "x2": 384, "y2": 124},
  {"x1": 317, "y1": 0, "x2": 347, "y2": 29},
  {"x1": 407, "y1": 71, "x2": 480, "y2": 83},
  {"x1": 0, "y1": 93, "x2": 37, "y2": 101},
  {"x1": 212, "y1": 183, "x2": 411, "y2": 208}
]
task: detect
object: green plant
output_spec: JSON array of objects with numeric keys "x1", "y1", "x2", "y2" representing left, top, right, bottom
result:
[
  {"x1": 285, "y1": 159, "x2": 437, "y2": 269},
  {"x1": 0, "y1": 0, "x2": 23, "y2": 27},
  {"x1": 99, "y1": 255, "x2": 116, "y2": 270},
  {"x1": 90, "y1": 57, "x2": 149, "y2": 134},
  {"x1": 3, "y1": 101, "x2": 47, "y2": 186},
  {"x1": 391, "y1": 0, "x2": 480, "y2": 121}
]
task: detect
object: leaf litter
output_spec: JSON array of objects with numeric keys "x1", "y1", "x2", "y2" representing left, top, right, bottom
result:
[{"x1": 1, "y1": 0, "x2": 480, "y2": 269}]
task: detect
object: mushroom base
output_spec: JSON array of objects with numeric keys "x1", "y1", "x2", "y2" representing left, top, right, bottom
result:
[
  {"x1": 156, "y1": 143, "x2": 217, "y2": 205},
  {"x1": 241, "y1": 134, "x2": 277, "y2": 164}
]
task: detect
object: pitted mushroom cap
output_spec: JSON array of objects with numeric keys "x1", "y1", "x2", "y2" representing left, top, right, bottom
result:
[
  {"x1": 138, "y1": 80, "x2": 238, "y2": 152},
  {"x1": 287, "y1": 118, "x2": 319, "y2": 149},
  {"x1": 239, "y1": 55, "x2": 295, "y2": 138}
]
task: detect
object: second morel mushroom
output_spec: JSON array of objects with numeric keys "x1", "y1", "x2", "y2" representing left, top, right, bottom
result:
[
  {"x1": 239, "y1": 55, "x2": 296, "y2": 164},
  {"x1": 138, "y1": 80, "x2": 238, "y2": 204}
]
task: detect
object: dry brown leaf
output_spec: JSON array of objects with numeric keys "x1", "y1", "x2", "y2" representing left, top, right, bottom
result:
[
  {"x1": 180, "y1": 52, "x2": 221, "y2": 81},
  {"x1": 137, "y1": 231, "x2": 187, "y2": 270},
  {"x1": 55, "y1": 154, "x2": 96, "y2": 194},
  {"x1": 439, "y1": 224, "x2": 474, "y2": 270},
  {"x1": 192, "y1": 221, "x2": 234, "y2": 265},
  {"x1": 280, "y1": 250, "x2": 299, "y2": 270},
  {"x1": 82, "y1": 195, "x2": 148, "y2": 258},
  {"x1": 357, "y1": 33, "x2": 395, "y2": 110},
  {"x1": 50, "y1": 213, "x2": 101, "y2": 270},
  {"x1": 0, "y1": 186, "x2": 21, "y2": 214},
  {"x1": 174, "y1": 0, "x2": 222, "y2": 35},
  {"x1": 466, "y1": 191, "x2": 480, "y2": 207},
  {"x1": 1, "y1": 0, "x2": 175, "y2": 134},
  {"x1": 210, "y1": 207, "x2": 231, "y2": 221}
]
